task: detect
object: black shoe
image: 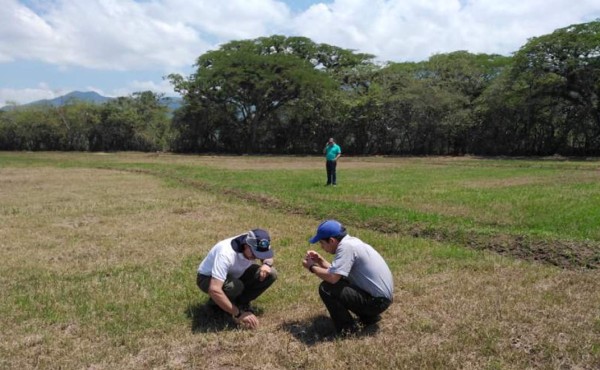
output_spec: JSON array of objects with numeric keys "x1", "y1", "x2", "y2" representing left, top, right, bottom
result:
[
  {"x1": 336, "y1": 322, "x2": 359, "y2": 338},
  {"x1": 205, "y1": 298, "x2": 226, "y2": 314},
  {"x1": 359, "y1": 314, "x2": 382, "y2": 327},
  {"x1": 237, "y1": 302, "x2": 255, "y2": 314}
]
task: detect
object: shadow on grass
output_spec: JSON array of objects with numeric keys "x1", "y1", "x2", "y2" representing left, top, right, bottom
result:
[
  {"x1": 185, "y1": 302, "x2": 237, "y2": 333},
  {"x1": 280, "y1": 315, "x2": 380, "y2": 345}
]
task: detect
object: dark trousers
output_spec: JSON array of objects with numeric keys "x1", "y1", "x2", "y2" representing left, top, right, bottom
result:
[
  {"x1": 319, "y1": 279, "x2": 391, "y2": 333},
  {"x1": 197, "y1": 264, "x2": 277, "y2": 305},
  {"x1": 326, "y1": 160, "x2": 337, "y2": 185}
]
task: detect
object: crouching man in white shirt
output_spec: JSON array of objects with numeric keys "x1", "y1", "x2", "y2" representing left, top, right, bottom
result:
[{"x1": 197, "y1": 228, "x2": 276, "y2": 329}]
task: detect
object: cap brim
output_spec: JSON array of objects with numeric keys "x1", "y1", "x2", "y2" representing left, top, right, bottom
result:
[
  {"x1": 253, "y1": 249, "x2": 274, "y2": 260},
  {"x1": 309, "y1": 235, "x2": 320, "y2": 244}
]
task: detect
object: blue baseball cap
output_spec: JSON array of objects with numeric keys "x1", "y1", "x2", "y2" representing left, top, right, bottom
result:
[
  {"x1": 309, "y1": 220, "x2": 346, "y2": 243},
  {"x1": 245, "y1": 228, "x2": 274, "y2": 259}
]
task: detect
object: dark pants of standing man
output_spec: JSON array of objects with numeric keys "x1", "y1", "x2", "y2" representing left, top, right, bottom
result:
[
  {"x1": 197, "y1": 264, "x2": 277, "y2": 307},
  {"x1": 326, "y1": 160, "x2": 337, "y2": 185},
  {"x1": 319, "y1": 279, "x2": 391, "y2": 333}
]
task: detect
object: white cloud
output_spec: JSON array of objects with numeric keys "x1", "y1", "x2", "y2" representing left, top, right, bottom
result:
[
  {"x1": 0, "y1": 0, "x2": 199, "y2": 70},
  {"x1": 0, "y1": 0, "x2": 55, "y2": 62},
  {"x1": 292, "y1": 0, "x2": 600, "y2": 61},
  {"x1": 0, "y1": 0, "x2": 291, "y2": 70},
  {"x1": 41, "y1": 0, "x2": 204, "y2": 70},
  {"x1": 1, "y1": 0, "x2": 599, "y2": 105},
  {"x1": 148, "y1": 0, "x2": 290, "y2": 41},
  {"x1": 111, "y1": 78, "x2": 180, "y2": 98},
  {"x1": 2, "y1": 0, "x2": 598, "y2": 69},
  {"x1": 0, "y1": 83, "x2": 70, "y2": 107}
]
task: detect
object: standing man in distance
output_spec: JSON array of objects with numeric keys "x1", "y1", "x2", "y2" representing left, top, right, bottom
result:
[
  {"x1": 196, "y1": 229, "x2": 277, "y2": 329},
  {"x1": 302, "y1": 220, "x2": 394, "y2": 336},
  {"x1": 323, "y1": 137, "x2": 341, "y2": 186}
]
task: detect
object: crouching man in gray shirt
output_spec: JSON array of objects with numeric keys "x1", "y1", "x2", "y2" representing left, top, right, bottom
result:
[{"x1": 303, "y1": 219, "x2": 394, "y2": 336}]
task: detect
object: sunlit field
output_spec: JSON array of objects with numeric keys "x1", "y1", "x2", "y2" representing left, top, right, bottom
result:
[{"x1": 1, "y1": 152, "x2": 599, "y2": 369}]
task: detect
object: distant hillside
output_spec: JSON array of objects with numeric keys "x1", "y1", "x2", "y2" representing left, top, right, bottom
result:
[
  {"x1": 25, "y1": 91, "x2": 113, "y2": 107},
  {"x1": 1, "y1": 91, "x2": 182, "y2": 111}
]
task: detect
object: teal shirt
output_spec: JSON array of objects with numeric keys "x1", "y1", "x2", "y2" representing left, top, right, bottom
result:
[{"x1": 325, "y1": 143, "x2": 341, "y2": 161}]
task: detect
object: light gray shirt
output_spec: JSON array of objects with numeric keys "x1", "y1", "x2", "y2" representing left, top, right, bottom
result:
[{"x1": 328, "y1": 235, "x2": 394, "y2": 301}]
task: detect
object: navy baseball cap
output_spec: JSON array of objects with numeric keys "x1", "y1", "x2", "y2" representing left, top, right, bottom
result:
[
  {"x1": 309, "y1": 220, "x2": 346, "y2": 243},
  {"x1": 245, "y1": 229, "x2": 274, "y2": 259}
]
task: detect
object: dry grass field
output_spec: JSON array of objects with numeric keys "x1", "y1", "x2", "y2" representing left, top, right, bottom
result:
[{"x1": 0, "y1": 153, "x2": 599, "y2": 369}]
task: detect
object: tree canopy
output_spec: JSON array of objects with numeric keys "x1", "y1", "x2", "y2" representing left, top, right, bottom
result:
[
  {"x1": 3, "y1": 21, "x2": 600, "y2": 156},
  {"x1": 168, "y1": 35, "x2": 373, "y2": 153}
]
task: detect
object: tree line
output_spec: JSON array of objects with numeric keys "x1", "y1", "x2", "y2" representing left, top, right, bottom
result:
[
  {"x1": 0, "y1": 92, "x2": 172, "y2": 152},
  {"x1": 2, "y1": 20, "x2": 599, "y2": 156}
]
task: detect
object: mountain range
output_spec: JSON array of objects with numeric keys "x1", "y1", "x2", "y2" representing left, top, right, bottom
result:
[{"x1": 1, "y1": 91, "x2": 183, "y2": 111}]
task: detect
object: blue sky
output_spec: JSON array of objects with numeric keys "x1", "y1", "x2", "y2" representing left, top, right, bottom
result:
[{"x1": 1, "y1": 0, "x2": 599, "y2": 106}]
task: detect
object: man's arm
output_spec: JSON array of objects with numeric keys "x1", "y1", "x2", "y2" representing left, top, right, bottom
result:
[
  {"x1": 302, "y1": 256, "x2": 340, "y2": 284},
  {"x1": 310, "y1": 265, "x2": 342, "y2": 284},
  {"x1": 258, "y1": 258, "x2": 274, "y2": 281},
  {"x1": 208, "y1": 278, "x2": 259, "y2": 328},
  {"x1": 208, "y1": 278, "x2": 238, "y2": 315}
]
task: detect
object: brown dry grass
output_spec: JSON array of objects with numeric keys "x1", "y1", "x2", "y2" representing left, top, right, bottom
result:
[
  {"x1": 124, "y1": 153, "x2": 413, "y2": 170},
  {"x1": 1, "y1": 164, "x2": 599, "y2": 369},
  {"x1": 34, "y1": 151, "x2": 486, "y2": 170}
]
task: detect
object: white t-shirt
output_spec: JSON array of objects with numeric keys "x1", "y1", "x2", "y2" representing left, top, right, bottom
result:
[
  {"x1": 197, "y1": 235, "x2": 253, "y2": 281},
  {"x1": 328, "y1": 235, "x2": 394, "y2": 301}
]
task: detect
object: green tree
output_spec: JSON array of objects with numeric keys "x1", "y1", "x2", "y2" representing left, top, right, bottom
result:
[
  {"x1": 7, "y1": 106, "x2": 64, "y2": 150},
  {"x1": 88, "y1": 92, "x2": 170, "y2": 151},
  {"x1": 130, "y1": 91, "x2": 171, "y2": 151},
  {"x1": 427, "y1": 51, "x2": 511, "y2": 154},
  {"x1": 51, "y1": 101, "x2": 101, "y2": 151},
  {"x1": 168, "y1": 35, "x2": 375, "y2": 153},
  {"x1": 479, "y1": 20, "x2": 600, "y2": 155},
  {"x1": 0, "y1": 109, "x2": 20, "y2": 150}
]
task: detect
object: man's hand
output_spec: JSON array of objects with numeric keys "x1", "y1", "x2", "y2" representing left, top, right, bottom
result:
[
  {"x1": 305, "y1": 250, "x2": 323, "y2": 266},
  {"x1": 235, "y1": 312, "x2": 259, "y2": 329},
  {"x1": 258, "y1": 264, "x2": 271, "y2": 282},
  {"x1": 302, "y1": 257, "x2": 315, "y2": 271}
]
